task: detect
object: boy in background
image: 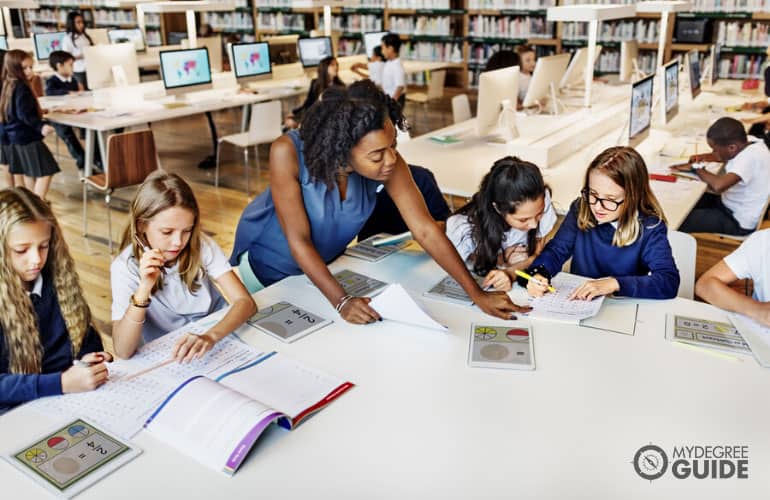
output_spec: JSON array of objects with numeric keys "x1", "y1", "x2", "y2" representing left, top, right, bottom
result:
[{"x1": 380, "y1": 33, "x2": 406, "y2": 109}]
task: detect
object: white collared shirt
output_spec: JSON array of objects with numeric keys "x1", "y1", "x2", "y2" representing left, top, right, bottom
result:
[
  {"x1": 54, "y1": 73, "x2": 72, "y2": 84},
  {"x1": 28, "y1": 274, "x2": 43, "y2": 297}
]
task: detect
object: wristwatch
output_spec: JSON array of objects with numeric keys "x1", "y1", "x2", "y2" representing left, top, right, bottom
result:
[{"x1": 130, "y1": 294, "x2": 151, "y2": 308}]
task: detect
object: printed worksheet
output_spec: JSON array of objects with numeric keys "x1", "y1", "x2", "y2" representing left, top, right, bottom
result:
[
  {"x1": 728, "y1": 313, "x2": 770, "y2": 367},
  {"x1": 526, "y1": 274, "x2": 605, "y2": 323}
]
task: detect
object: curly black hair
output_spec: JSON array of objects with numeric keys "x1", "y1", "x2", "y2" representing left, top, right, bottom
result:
[{"x1": 300, "y1": 81, "x2": 406, "y2": 187}]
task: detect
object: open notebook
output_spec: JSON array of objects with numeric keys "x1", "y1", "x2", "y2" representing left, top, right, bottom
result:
[{"x1": 144, "y1": 352, "x2": 354, "y2": 475}]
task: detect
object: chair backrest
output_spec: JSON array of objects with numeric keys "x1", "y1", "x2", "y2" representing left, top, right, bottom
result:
[
  {"x1": 85, "y1": 43, "x2": 139, "y2": 89},
  {"x1": 452, "y1": 94, "x2": 471, "y2": 123},
  {"x1": 89, "y1": 28, "x2": 109, "y2": 45},
  {"x1": 248, "y1": 100, "x2": 283, "y2": 143},
  {"x1": 182, "y1": 36, "x2": 222, "y2": 73},
  {"x1": 427, "y1": 70, "x2": 446, "y2": 100},
  {"x1": 755, "y1": 195, "x2": 770, "y2": 231},
  {"x1": 105, "y1": 129, "x2": 159, "y2": 189},
  {"x1": 668, "y1": 230, "x2": 697, "y2": 299}
]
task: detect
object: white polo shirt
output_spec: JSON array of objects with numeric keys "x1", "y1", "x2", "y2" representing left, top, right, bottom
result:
[
  {"x1": 724, "y1": 228, "x2": 770, "y2": 302},
  {"x1": 111, "y1": 235, "x2": 232, "y2": 343},
  {"x1": 61, "y1": 33, "x2": 91, "y2": 73},
  {"x1": 721, "y1": 139, "x2": 770, "y2": 230},
  {"x1": 368, "y1": 60, "x2": 384, "y2": 86},
  {"x1": 382, "y1": 58, "x2": 406, "y2": 99}
]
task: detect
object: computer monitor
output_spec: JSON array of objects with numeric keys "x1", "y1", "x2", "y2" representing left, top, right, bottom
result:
[
  {"x1": 687, "y1": 49, "x2": 701, "y2": 100},
  {"x1": 230, "y1": 41, "x2": 271, "y2": 83},
  {"x1": 521, "y1": 53, "x2": 571, "y2": 109},
  {"x1": 560, "y1": 45, "x2": 603, "y2": 89},
  {"x1": 33, "y1": 31, "x2": 66, "y2": 61},
  {"x1": 629, "y1": 73, "x2": 654, "y2": 148},
  {"x1": 619, "y1": 40, "x2": 638, "y2": 83},
  {"x1": 265, "y1": 34, "x2": 299, "y2": 65},
  {"x1": 0, "y1": 36, "x2": 7, "y2": 51},
  {"x1": 159, "y1": 47, "x2": 213, "y2": 96},
  {"x1": 476, "y1": 65, "x2": 519, "y2": 138},
  {"x1": 363, "y1": 31, "x2": 387, "y2": 58},
  {"x1": 662, "y1": 59, "x2": 679, "y2": 124},
  {"x1": 298, "y1": 36, "x2": 333, "y2": 68},
  {"x1": 108, "y1": 28, "x2": 146, "y2": 52},
  {"x1": 708, "y1": 43, "x2": 720, "y2": 86}
]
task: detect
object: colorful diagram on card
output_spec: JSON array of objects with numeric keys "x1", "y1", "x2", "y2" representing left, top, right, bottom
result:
[{"x1": 470, "y1": 325, "x2": 533, "y2": 367}]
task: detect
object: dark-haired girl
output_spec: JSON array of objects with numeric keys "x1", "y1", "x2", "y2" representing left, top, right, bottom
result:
[
  {"x1": 284, "y1": 56, "x2": 344, "y2": 129},
  {"x1": 231, "y1": 80, "x2": 526, "y2": 324},
  {"x1": 61, "y1": 11, "x2": 93, "y2": 89},
  {"x1": 446, "y1": 156, "x2": 556, "y2": 291}
]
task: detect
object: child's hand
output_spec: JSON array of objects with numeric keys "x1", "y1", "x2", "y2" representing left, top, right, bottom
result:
[
  {"x1": 482, "y1": 269, "x2": 512, "y2": 292},
  {"x1": 80, "y1": 351, "x2": 114, "y2": 365},
  {"x1": 503, "y1": 244, "x2": 529, "y2": 265},
  {"x1": 139, "y1": 248, "x2": 165, "y2": 287},
  {"x1": 41, "y1": 124, "x2": 55, "y2": 137},
  {"x1": 526, "y1": 274, "x2": 550, "y2": 297},
  {"x1": 61, "y1": 361, "x2": 109, "y2": 393},
  {"x1": 172, "y1": 333, "x2": 217, "y2": 363},
  {"x1": 568, "y1": 278, "x2": 620, "y2": 301}
]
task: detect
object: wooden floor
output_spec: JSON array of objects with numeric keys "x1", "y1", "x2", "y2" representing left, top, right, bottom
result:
[{"x1": 0, "y1": 97, "x2": 752, "y2": 342}]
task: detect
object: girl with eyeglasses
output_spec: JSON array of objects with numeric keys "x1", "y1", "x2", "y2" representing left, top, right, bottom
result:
[{"x1": 520, "y1": 146, "x2": 680, "y2": 301}]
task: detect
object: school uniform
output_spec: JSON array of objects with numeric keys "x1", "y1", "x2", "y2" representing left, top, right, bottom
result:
[
  {"x1": 368, "y1": 60, "x2": 384, "y2": 86},
  {"x1": 291, "y1": 77, "x2": 344, "y2": 123},
  {"x1": 111, "y1": 235, "x2": 232, "y2": 343},
  {"x1": 45, "y1": 74, "x2": 93, "y2": 171},
  {"x1": 521, "y1": 199, "x2": 680, "y2": 299},
  {"x1": 446, "y1": 190, "x2": 557, "y2": 265},
  {"x1": 382, "y1": 57, "x2": 406, "y2": 108},
  {"x1": 0, "y1": 271, "x2": 104, "y2": 413},
  {"x1": 680, "y1": 140, "x2": 770, "y2": 235},
  {"x1": 3, "y1": 83, "x2": 59, "y2": 177},
  {"x1": 518, "y1": 72, "x2": 532, "y2": 102},
  {"x1": 61, "y1": 33, "x2": 92, "y2": 89},
  {"x1": 724, "y1": 228, "x2": 770, "y2": 302}
]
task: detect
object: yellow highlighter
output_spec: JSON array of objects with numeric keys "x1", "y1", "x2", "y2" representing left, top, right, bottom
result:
[{"x1": 515, "y1": 270, "x2": 556, "y2": 294}]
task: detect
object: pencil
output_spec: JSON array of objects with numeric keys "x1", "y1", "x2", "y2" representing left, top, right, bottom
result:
[
  {"x1": 671, "y1": 172, "x2": 698, "y2": 181},
  {"x1": 672, "y1": 341, "x2": 743, "y2": 362},
  {"x1": 514, "y1": 270, "x2": 556, "y2": 293},
  {"x1": 121, "y1": 358, "x2": 176, "y2": 382}
]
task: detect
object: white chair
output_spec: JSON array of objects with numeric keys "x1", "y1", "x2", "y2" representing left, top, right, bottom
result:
[
  {"x1": 405, "y1": 70, "x2": 446, "y2": 128},
  {"x1": 668, "y1": 230, "x2": 697, "y2": 299},
  {"x1": 452, "y1": 94, "x2": 471, "y2": 123},
  {"x1": 215, "y1": 100, "x2": 282, "y2": 196},
  {"x1": 694, "y1": 195, "x2": 770, "y2": 245},
  {"x1": 182, "y1": 36, "x2": 222, "y2": 73}
]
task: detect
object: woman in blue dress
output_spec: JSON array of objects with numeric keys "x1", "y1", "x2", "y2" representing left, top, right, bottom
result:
[{"x1": 231, "y1": 81, "x2": 525, "y2": 324}]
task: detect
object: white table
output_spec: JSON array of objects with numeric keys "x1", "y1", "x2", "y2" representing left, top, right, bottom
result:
[{"x1": 2, "y1": 247, "x2": 770, "y2": 499}]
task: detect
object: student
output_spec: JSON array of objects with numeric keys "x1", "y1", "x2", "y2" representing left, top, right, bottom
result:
[
  {"x1": 447, "y1": 156, "x2": 557, "y2": 291},
  {"x1": 0, "y1": 48, "x2": 9, "y2": 189},
  {"x1": 45, "y1": 50, "x2": 102, "y2": 174},
  {"x1": 0, "y1": 50, "x2": 58, "y2": 200},
  {"x1": 381, "y1": 33, "x2": 406, "y2": 108},
  {"x1": 352, "y1": 45, "x2": 385, "y2": 86},
  {"x1": 523, "y1": 146, "x2": 680, "y2": 300},
  {"x1": 671, "y1": 117, "x2": 770, "y2": 235},
  {"x1": 516, "y1": 45, "x2": 536, "y2": 101},
  {"x1": 61, "y1": 11, "x2": 93, "y2": 89},
  {"x1": 696, "y1": 228, "x2": 770, "y2": 326},
  {"x1": 111, "y1": 171, "x2": 256, "y2": 360},
  {"x1": 231, "y1": 81, "x2": 525, "y2": 323},
  {"x1": 484, "y1": 50, "x2": 519, "y2": 73},
  {"x1": 0, "y1": 187, "x2": 111, "y2": 413},
  {"x1": 285, "y1": 56, "x2": 344, "y2": 129}
]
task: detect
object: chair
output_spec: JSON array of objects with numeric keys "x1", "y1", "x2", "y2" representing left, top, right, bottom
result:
[
  {"x1": 691, "y1": 195, "x2": 770, "y2": 247},
  {"x1": 452, "y1": 94, "x2": 471, "y2": 123},
  {"x1": 215, "y1": 100, "x2": 282, "y2": 196},
  {"x1": 668, "y1": 230, "x2": 697, "y2": 300},
  {"x1": 405, "y1": 70, "x2": 446, "y2": 129},
  {"x1": 82, "y1": 130, "x2": 159, "y2": 253},
  {"x1": 182, "y1": 36, "x2": 223, "y2": 73}
]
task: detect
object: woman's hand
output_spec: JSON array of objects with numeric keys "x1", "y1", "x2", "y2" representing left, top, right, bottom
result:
[
  {"x1": 526, "y1": 274, "x2": 550, "y2": 297},
  {"x1": 473, "y1": 291, "x2": 531, "y2": 320},
  {"x1": 172, "y1": 333, "x2": 217, "y2": 363},
  {"x1": 340, "y1": 297, "x2": 382, "y2": 324},
  {"x1": 568, "y1": 278, "x2": 620, "y2": 301},
  {"x1": 482, "y1": 269, "x2": 512, "y2": 292}
]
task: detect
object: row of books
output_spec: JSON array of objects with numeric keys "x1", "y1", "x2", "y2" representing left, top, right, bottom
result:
[
  {"x1": 469, "y1": 15, "x2": 555, "y2": 38},
  {"x1": 332, "y1": 14, "x2": 384, "y2": 33},
  {"x1": 716, "y1": 21, "x2": 770, "y2": 48},
  {"x1": 399, "y1": 41, "x2": 464, "y2": 62},
  {"x1": 257, "y1": 13, "x2": 308, "y2": 31},
  {"x1": 468, "y1": 0, "x2": 556, "y2": 9},
  {"x1": 468, "y1": 41, "x2": 551, "y2": 64},
  {"x1": 201, "y1": 12, "x2": 255, "y2": 31},
  {"x1": 561, "y1": 19, "x2": 659, "y2": 44},
  {"x1": 688, "y1": 0, "x2": 770, "y2": 11},
  {"x1": 389, "y1": 16, "x2": 453, "y2": 36},
  {"x1": 717, "y1": 54, "x2": 766, "y2": 78},
  {"x1": 26, "y1": 8, "x2": 137, "y2": 25}
]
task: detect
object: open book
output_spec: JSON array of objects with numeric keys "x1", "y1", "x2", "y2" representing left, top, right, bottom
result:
[{"x1": 143, "y1": 351, "x2": 354, "y2": 475}]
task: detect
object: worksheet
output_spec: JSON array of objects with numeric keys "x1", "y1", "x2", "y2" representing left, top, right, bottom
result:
[
  {"x1": 526, "y1": 274, "x2": 605, "y2": 323},
  {"x1": 666, "y1": 314, "x2": 751, "y2": 354}
]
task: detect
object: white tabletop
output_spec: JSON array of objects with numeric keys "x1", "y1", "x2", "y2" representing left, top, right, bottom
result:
[{"x1": 2, "y1": 248, "x2": 769, "y2": 498}]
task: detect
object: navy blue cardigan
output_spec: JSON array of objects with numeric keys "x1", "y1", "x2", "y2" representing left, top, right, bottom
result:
[
  {"x1": 2, "y1": 83, "x2": 46, "y2": 145},
  {"x1": 45, "y1": 74, "x2": 80, "y2": 97},
  {"x1": 0, "y1": 272, "x2": 103, "y2": 413},
  {"x1": 528, "y1": 199, "x2": 680, "y2": 299}
]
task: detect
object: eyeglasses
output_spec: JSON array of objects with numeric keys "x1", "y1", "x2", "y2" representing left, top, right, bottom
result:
[{"x1": 581, "y1": 188, "x2": 624, "y2": 212}]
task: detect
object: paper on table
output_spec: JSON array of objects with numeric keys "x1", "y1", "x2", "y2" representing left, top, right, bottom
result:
[
  {"x1": 580, "y1": 299, "x2": 638, "y2": 335},
  {"x1": 728, "y1": 313, "x2": 770, "y2": 368},
  {"x1": 527, "y1": 273, "x2": 605, "y2": 323},
  {"x1": 369, "y1": 284, "x2": 448, "y2": 331}
]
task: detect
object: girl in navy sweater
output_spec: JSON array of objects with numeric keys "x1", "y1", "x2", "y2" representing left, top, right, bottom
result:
[
  {"x1": 0, "y1": 187, "x2": 110, "y2": 413},
  {"x1": 0, "y1": 50, "x2": 58, "y2": 200},
  {"x1": 522, "y1": 146, "x2": 680, "y2": 300}
]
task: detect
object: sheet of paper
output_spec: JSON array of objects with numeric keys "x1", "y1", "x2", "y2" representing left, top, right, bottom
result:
[
  {"x1": 370, "y1": 284, "x2": 448, "y2": 331},
  {"x1": 344, "y1": 233, "x2": 406, "y2": 262},
  {"x1": 580, "y1": 299, "x2": 638, "y2": 335},
  {"x1": 668, "y1": 314, "x2": 751, "y2": 353},
  {"x1": 526, "y1": 274, "x2": 605, "y2": 323},
  {"x1": 423, "y1": 274, "x2": 484, "y2": 306},
  {"x1": 728, "y1": 313, "x2": 770, "y2": 367}
]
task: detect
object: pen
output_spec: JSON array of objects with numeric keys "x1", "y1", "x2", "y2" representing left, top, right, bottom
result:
[
  {"x1": 671, "y1": 172, "x2": 698, "y2": 181},
  {"x1": 134, "y1": 233, "x2": 166, "y2": 276},
  {"x1": 514, "y1": 270, "x2": 556, "y2": 293}
]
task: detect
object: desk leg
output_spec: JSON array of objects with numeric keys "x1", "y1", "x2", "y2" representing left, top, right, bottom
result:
[
  {"x1": 198, "y1": 111, "x2": 218, "y2": 170},
  {"x1": 82, "y1": 129, "x2": 95, "y2": 236},
  {"x1": 241, "y1": 104, "x2": 249, "y2": 132}
]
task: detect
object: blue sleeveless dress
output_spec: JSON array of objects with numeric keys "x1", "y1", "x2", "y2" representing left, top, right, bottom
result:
[{"x1": 230, "y1": 130, "x2": 381, "y2": 286}]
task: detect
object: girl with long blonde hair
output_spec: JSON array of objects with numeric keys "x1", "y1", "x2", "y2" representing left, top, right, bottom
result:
[
  {"x1": 0, "y1": 187, "x2": 110, "y2": 413},
  {"x1": 521, "y1": 146, "x2": 680, "y2": 300},
  {"x1": 111, "y1": 171, "x2": 256, "y2": 360}
]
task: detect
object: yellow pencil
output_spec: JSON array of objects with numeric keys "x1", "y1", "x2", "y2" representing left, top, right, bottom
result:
[
  {"x1": 514, "y1": 270, "x2": 556, "y2": 293},
  {"x1": 672, "y1": 341, "x2": 743, "y2": 362}
]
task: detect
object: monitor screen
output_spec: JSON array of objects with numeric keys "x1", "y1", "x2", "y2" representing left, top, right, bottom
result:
[
  {"x1": 363, "y1": 31, "x2": 387, "y2": 58},
  {"x1": 689, "y1": 50, "x2": 701, "y2": 99},
  {"x1": 0, "y1": 36, "x2": 7, "y2": 51},
  {"x1": 159, "y1": 48, "x2": 212, "y2": 90},
  {"x1": 298, "y1": 37, "x2": 333, "y2": 68},
  {"x1": 711, "y1": 44, "x2": 720, "y2": 85},
  {"x1": 231, "y1": 42, "x2": 271, "y2": 79},
  {"x1": 665, "y1": 61, "x2": 679, "y2": 114},
  {"x1": 108, "y1": 28, "x2": 146, "y2": 52},
  {"x1": 33, "y1": 32, "x2": 67, "y2": 61},
  {"x1": 629, "y1": 73, "x2": 654, "y2": 145}
]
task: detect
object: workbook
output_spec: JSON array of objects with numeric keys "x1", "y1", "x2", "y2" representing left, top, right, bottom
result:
[
  {"x1": 370, "y1": 283, "x2": 448, "y2": 331},
  {"x1": 344, "y1": 233, "x2": 407, "y2": 262},
  {"x1": 423, "y1": 274, "x2": 485, "y2": 306},
  {"x1": 468, "y1": 323, "x2": 535, "y2": 370},
  {"x1": 332, "y1": 269, "x2": 387, "y2": 296},
  {"x1": 519, "y1": 273, "x2": 605, "y2": 323},
  {"x1": 727, "y1": 313, "x2": 770, "y2": 366},
  {"x1": 144, "y1": 351, "x2": 354, "y2": 475},
  {"x1": 247, "y1": 301, "x2": 332, "y2": 343},
  {"x1": 666, "y1": 314, "x2": 752, "y2": 355}
]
